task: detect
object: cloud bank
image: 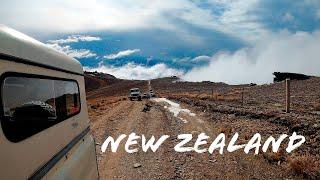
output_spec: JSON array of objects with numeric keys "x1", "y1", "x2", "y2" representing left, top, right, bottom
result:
[
  {"x1": 104, "y1": 49, "x2": 140, "y2": 59},
  {"x1": 46, "y1": 35, "x2": 100, "y2": 59},
  {"x1": 46, "y1": 43, "x2": 97, "y2": 59},
  {"x1": 183, "y1": 30, "x2": 320, "y2": 84},
  {"x1": 84, "y1": 63, "x2": 184, "y2": 80},
  {"x1": 0, "y1": 0, "x2": 273, "y2": 41},
  {"x1": 192, "y1": 55, "x2": 211, "y2": 62},
  {"x1": 47, "y1": 35, "x2": 101, "y2": 44}
]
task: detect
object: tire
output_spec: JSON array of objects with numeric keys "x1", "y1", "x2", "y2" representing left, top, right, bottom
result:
[
  {"x1": 138, "y1": 96, "x2": 142, "y2": 101},
  {"x1": 130, "y1": 97, "x2": 133, "y2": 101}
]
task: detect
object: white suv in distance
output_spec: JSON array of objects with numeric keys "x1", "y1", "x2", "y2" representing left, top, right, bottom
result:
[
  {"x1": 129, "y1": 88, "x2": 142, "y2": 101},
  {"x1": 149, "y1": 89, "x2": 156, "y2": 97}
]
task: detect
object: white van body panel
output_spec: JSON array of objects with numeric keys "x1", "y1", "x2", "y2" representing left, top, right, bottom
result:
[
  {"x1": 44, "y1": 135, "x2": 98, "y2": 180},
  {"x1": 0, "y1": 26, "x2": 98, "y2": 179}
]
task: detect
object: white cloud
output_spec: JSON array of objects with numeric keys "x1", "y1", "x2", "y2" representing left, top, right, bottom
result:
[
  {"x1": 104, "y1": 49, "x2": 140, "y2": 59},
  {"x1": 0, "y1": 0, "x2": 264, "y2": 41},
  {"x1": 0, "y1": 1, "x2": 178, "y2": 32},
  {"x1": 84, "y1": 63, "x2": 184, "y2": 80},
  {"x1": 45, "y1": 34, "x2": 100, "y2": 58},
  {"x1": 47, "y1": 35, "x2": 101, "y2": 44},
  {"x1": 46, "y1": 43, "x2": 96, "y2": 59},
  {"x1": 282, "y1": 12, "x2": 294, "y2": 22},
  {"x1": 192, "y1": 0, "x2": 266, "y2": 42},
  {"x1": 183, "y1": 30, "x2": 320, "y2": 84},
  {"x1": 316, "y1": 9, "x2": 320, "y2": 20},
  {"x1": 192, "y1": 55, "x2": 211, "y2": 62}
]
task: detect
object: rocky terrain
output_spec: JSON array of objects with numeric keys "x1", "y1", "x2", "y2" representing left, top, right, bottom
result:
[{"x1": 85, "y1": 72, "x2": 320, "y2": 179}]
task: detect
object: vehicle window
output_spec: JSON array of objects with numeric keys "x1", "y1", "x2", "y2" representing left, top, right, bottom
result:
[
  {"x1": 1, "y1": 75, "x2": 80, "y2": 142},
  {"x1": 131, "y1": 89, "x2": 139, "y2": 92}
]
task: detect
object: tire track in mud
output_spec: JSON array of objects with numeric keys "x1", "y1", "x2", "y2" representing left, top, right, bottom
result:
[
  {"x1": 149, "y1": 100, "x2": 198, "y2": 180},
  {"x1": 98, "y1": 101, "x2": 143, "y2": 179},
  {"x1": 93, "y1": 99, "x2": 188, "y2": 179},
  {"x1": 121, "y1": 102, "x2": 175, "y2": 179},
  {"x1": 90, "y1": 100, "x2": 135, "y2": 143},
  {"x1": 95, "y1": 100, "x2": 177, "y2": 179}
]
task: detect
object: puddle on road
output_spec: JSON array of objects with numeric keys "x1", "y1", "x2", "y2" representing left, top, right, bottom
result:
[{"x1": 152, "y1": 98, "x2": 196, "y2": 123}]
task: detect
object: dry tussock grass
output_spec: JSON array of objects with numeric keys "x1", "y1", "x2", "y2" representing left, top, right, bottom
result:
[
  {"x1": 171, "y1": 91, "x2": 242, "y2": 102},
  {"x1": 219, "y1": 95, "x2": 240, "y2": 102},
  {"x1": 219, "y1": 126, "x2": 233, "y2": 136},
  {"x1": 314, "y1": 102, "x2": 320, "y2": 111},
  {"x1": 263, "y1": 149, "x2": 286, "y2": 164},
  {"x1": 287, "y1": 154, "x2": 319, "y2": 179},
  {"x1": 89, "y1": 96, "x2": 126, "y2": 110}
]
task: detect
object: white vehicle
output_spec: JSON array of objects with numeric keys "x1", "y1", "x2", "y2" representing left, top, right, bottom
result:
[
  {"x1": 129, "y1": 88, "x2": 142, "y2": 101},
  {"x1": 149, "y1": 89, "x2": 156, "y2": 97},
  {"x1": 0, "y1": 25, "x2": 99, "y2": 179}
]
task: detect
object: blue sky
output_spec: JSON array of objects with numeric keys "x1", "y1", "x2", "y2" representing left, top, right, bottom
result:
[{"x1": 1, "y1": 0, "x2": 320, "y2": 84}]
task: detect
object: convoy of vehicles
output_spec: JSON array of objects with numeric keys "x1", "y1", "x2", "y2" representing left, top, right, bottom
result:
[
  {"x1": 0, "y1": 25, "x2": 99, "y2": 179},
  {"x1": 130, "y1": 88, "x2": 157, "y2": 100}
]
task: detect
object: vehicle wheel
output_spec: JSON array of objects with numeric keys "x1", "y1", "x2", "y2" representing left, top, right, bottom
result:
[
  {"x1": 138, "y1": 97, "x2": 142, "y2": 101},
  {"x1": 130, "y1": 97, "x2": 133, "y2": 101}
]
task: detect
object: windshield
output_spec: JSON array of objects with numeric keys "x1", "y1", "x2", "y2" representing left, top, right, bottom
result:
[{"x1": 130, "y1": 89, "x2": 139, "y2": 93}]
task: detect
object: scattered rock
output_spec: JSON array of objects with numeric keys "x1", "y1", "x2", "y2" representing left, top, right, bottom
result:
[
  {"x1": 273, "y1": 103, "x2": 282, "y2": 107},
  {"x1": 302, "y1": 122, "x2": 310, "y2": 128},
  {"x1": 142, "y1": 104, "x2": 152, "y2": 112},
  {"x1": 312, "y1": 124, "x2": 319, "y2": 130},
  {"x1": 290, "y1": 124, "x2": 304, "y2": 132},
  {"x1": 271, "y1": 117, "x2": 291, "y2": 127},
  {"x1": 133, "y1": 163, "x2": 142, "y2": 168},
  {"x1": 228, "y1": 114, "x2": 236, "y2": 118}
]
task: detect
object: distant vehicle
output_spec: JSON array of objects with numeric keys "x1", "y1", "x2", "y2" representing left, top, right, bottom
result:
[
  {"x1": 0, "y1": 25, "x2": 99, "y2": 179},
  {"x1": 142, "y1": 93, "x2": 150, "y2": 99},
  {"x1": 149, "y1": 89, "x2": 156, "y2": 97},
  {"x1": 129, "y1": 88, "x2": 142, "y2": 101}
]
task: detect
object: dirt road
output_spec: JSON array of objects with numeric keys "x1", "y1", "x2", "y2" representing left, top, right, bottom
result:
[{"x1": 88, "y1": 98, "x2": 293, "y2": 179}]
